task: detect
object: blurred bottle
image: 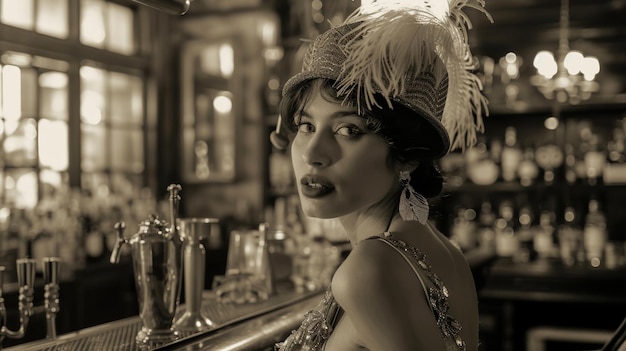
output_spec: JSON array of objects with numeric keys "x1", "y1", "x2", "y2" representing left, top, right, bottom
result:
[
  {"x1": 533, "y1": 210, "x2": 557, "y2": 260},
  {"x1": 490, "y1": 138, "x2": 502, "y2": 169},
  {"x1": 269, "y1": 147, "x2": 293, "y2": 193},
  {"x1": 450, "y1": 207, "x2": 477, "y2": 252},
  {"x1": 563, "y1": 144, "x2": 579, "y2": 185},
  {"x1": 29, "y1": 210, "x2": 58, "y2": 268},
  {"x1": 494, "y1": 201, "x2": 518, "y2": 258},
  {"x1": 477, "y1": 201, "x2": 497, "y2": 254},
  {"x1": 584, "y1": 134, "x2": 606, "y2": 186},
  {"x1": 583, "y1": 199, "x2": 608, "y2": 267},
  {"x1": 465, "y1": 137, "x2": 498, "y2": 186},
  {"x1": 518, "y1": 147, "x2": 539, "y2": 187},
  {"x1": 500, "y1": 126, "x2": 523, "y2": 182},
  {"x1": 604, "y1": 122, "x2": 626, "y2": 184},
  {"x1": 607, "y1": 122, "x2": 626, "y2": 164},
  {"x1": 514, "y1": 205, "x2": 535, "y2": 263},
  {"x1": 557, "y1": 206, "x2": 583, "y2": 266},
  {"x1": 535, "y1": 143, "x2": 563, "y2": 185},
  {"x1": 0, "y1": 205, "x2": 20, "y2": 283}
]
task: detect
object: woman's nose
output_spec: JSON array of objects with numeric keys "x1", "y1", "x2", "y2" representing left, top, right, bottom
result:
[{"x1": 302, "y1": 132, "x2": 334, "y2": 167}]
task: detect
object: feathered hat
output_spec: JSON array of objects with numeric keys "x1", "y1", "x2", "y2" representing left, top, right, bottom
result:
[{"x1": 271, "y1": 0, "x2": 492, "y2": 159}]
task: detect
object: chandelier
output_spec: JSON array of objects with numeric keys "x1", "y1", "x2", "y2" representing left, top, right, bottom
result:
[{"x1": 530, "y1": 0, "x2": 600, "y2": 104}]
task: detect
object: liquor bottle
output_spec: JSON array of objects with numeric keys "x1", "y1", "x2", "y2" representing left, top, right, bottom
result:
[
  {"x1": 535, "y1": 142, "x2": 564, "y2": 184},
  {"x1": 269, "y1": 146, "x2": 293, "y2": 193},
  {"x1": 465, "y1": 136, "x2": 498, "y2": 185},
  {"x1": 500, "y1": 126, "x2": 523, "y2": 182},
  {"x1": 583, "y1": 198, "x2": 608, "y2": 267},
  {"x1": 490, "y1": 138, "x2": 502, "y2": 167},
  {"x1": 514, "y1": 205, "x2": 535, "y2": 262},
  {"x1": 604, "y1": 123, "x2": 626, "y2": 184},
  {"x1": 533, "y1": 210, "x2": 557, "y2": 260},
  {"x1": 584, "y1": 134, "x2": 606, "y2": 186},
  {"x1": 607, "y1": 124, "x2": 626, "y2": 164},
  {"x1": 494, "y1": 201, "x2": 518, "y2": 257},
  {"x1": 563, "y1": 144, "x2": 578, "y2": 185},
  {"x1": 518, "y1": 147, "x2": 539, "y2": 187},
  {"x1": 476, "y1": 201, "x2": 496, "y2": 254},
  {"x1": 450, "y1": 207, "x2": 477, "y2": 252},
  {"x1": 557, "y1": 206, "x2": 583, "y2": 266}
]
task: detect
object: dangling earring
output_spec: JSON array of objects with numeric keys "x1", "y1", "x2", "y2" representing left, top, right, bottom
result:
[{"x1": 398, "y1": 170, "x2": 429, "y2": 224}]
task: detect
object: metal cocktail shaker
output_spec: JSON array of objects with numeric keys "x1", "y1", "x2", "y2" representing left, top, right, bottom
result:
[
  {"x1": 174, "y1": 217, "x2": 220, "y2": 332},
  {"x1": 110, "y1": 184, "x2": 184, "y2": 346}
]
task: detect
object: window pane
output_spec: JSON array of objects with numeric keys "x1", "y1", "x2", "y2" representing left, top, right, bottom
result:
[
  {"x1": 36, "y1": 0, "x2": 69, "y2": 38},
  {"x1": 21, "y1": 67, "x2": 38, "y2": 118},
  {"x1": 39, "y1": 71, "x2": 69, "y2": 120},
  {"x1": 39, "y1": 119, "x2": 69, "y2": 171},
  {"x1": 110, "y1": 127, "x2": 143, "y2": 172},
  {"x1": 1, "y1": 0, "x2": 34, "y2": 30},
  {"x1": 106, "y1": 2, "x2": 135, "y2": 55},
  {"x1": 40, "y1": 170, "x2": 68, "y2": 197},
  {"x1": 80, "y1": 65, "x2": 107, "y2": 124},
  {"x1": 3, "y1": 118, "x2": 37, "y2": 167},
  {"x1": 81, "y1": 124, "x2": 107, "y2": 171},
  {"x1": 81, "y1": 172, "x2": 109, "y2": 195},
  {"x1": 5, "y1": 169, "x2": 38, "y2": 209},
  {"x1": 197, "y1": 44, "x2": 235, "y2": 79},
  {"x1": 111, "y1": 172, "x2": 142, "y2": 194},
  {"x1": 80, "y1": 0, "x2": 106, "y2": 49},
  {"x1": 1, "y1": 64, "x2": 23, "y2": 121},
  {"x1": 0, "y1": 170, "x2": 4, "y2": 202},
  {"x1": 110, "y1": 72, "x2": 143, "y2": 125}
]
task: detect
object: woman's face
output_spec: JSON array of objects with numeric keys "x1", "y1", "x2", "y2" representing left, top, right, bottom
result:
[{"x1": 290, "y1": 88, "x2": 399, "y2": 219}]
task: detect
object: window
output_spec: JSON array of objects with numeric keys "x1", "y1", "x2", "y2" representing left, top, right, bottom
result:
[
  {"x1": 1, "y1": 53, "x2": 70, "y2": 208},
  {"x1": 0, "y1": 0, "x2": 152, "y2": 207},
  {"x1": 0, "y1": 0, "x2": 158, "y2": 268}
]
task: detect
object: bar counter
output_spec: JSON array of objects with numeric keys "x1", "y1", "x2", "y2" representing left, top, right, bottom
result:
[
  {"x1": 480, "y1": 257, "x2": 626, "y2": 303},
  {"x1": 4, "y1": 287, "x2": 323, "y2": 351},
  {"x1": 477, "y1": 257, "x2": 626, "y2": 351},
  {"x1": 9, "y1": 252, "x2": 624, "y2": 351}
]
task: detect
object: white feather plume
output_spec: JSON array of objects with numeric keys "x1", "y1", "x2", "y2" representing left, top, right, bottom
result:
[{"x1": 335, "y1": 0, "x2": 492, "y2": 151}]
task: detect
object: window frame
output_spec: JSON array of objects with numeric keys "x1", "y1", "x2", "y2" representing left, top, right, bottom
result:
[{"x1": 0, "y1": 0, "x2": 158, "y2": 198}]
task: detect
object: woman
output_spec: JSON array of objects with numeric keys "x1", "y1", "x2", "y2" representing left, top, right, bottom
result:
[{"x1": 272, "y1": 1, "x2": 490, "y2": 350}]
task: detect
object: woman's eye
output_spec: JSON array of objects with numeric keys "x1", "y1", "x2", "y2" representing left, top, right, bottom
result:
[
  {"x1": 296, "y1": 122, "x2": 315, "y2": 133},
  {"x1": 336, "y1": 125, "x2": 364, "y2": 137}
]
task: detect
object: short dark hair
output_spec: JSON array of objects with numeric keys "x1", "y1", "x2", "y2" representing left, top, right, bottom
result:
[{"x1": 280, "y1": 78, "x2": 443, "y2": 198}]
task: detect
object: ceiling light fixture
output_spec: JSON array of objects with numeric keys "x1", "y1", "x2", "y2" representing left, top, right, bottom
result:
[{"x1": 531, "y1": 0, "x2": 600, "y2": 104}]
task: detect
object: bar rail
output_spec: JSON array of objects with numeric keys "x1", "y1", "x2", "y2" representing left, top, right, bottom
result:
[{"x1": 3, "y1": 289, "x2": 323, "y2": 351}]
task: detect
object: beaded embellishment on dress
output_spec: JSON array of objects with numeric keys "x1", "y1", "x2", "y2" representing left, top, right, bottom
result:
[
  {"x1": 275, "y1": 289, "x2": 341, "y2": 351},
  {"x1": 275, "y1": 234, "x2": 465, "y2": 351},
  {"x1": 376, "y1": 235, "x2": 466, "y2": 351}
]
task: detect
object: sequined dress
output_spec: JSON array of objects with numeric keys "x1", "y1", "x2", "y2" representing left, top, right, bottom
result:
[{"x1": 275, "y1": 234, "x2": 466, "y2": 351}]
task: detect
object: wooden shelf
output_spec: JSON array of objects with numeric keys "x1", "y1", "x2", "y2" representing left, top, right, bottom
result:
[{"x1": 444, "y1": 181, "x2": 626, "y2": 194}]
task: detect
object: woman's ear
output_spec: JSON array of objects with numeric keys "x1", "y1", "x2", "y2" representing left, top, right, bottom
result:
[{"x1": 396, "y1": 160, "x2": 419, "y2": 175}]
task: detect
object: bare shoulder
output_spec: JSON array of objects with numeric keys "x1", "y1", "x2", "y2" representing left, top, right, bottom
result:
[
  {"x1": 331, "y1": 238, "x2": 400, "y2": 304},
  {"x1": 330, "y1": 236, "x2": 433, "y2": 321},
  {"x1": 330, "y1": 236, "x2": 448, "y2": 350}
]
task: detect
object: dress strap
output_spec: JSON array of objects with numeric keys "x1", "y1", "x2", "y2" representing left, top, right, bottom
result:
[
  {"x1": 366, "y1": 235, "x2": 466, "y2": 351},
  {"x1": 371, "y1": 236, "x2": 435, "y2": 316}
]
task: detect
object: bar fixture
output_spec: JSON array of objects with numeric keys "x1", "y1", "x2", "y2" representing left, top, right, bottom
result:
[
  {"x1": 130, "y1": 0, "x2": 192, "y2": 15},
  {"x1": 531, "y1": 0, "x2": 600, "y2": 104},
  {"x1": 110, "y1": 184, "x2": 184, "y2": 347},
  {"x1": 0, "y1": 257, "x2": 61, "y2": 350},
  {"x1": 174, "y1": 217, "x2": 220, "y2": 332}
]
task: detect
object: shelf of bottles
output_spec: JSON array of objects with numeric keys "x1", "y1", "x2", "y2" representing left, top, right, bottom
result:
[{"x1": 438, "y1": 112, "x2": 626, "y2": 271}]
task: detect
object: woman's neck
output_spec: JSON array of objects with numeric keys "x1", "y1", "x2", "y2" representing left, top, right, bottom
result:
[{"x1": 339, "y1": 191, "x2": 400, "y2": 246}]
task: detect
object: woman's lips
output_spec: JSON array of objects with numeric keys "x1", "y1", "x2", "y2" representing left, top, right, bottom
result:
[{"x1": 299, "y1": 175, "x2": 335, "y2": 198}]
